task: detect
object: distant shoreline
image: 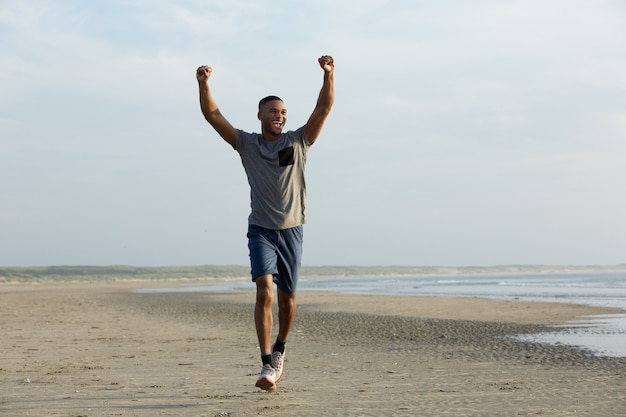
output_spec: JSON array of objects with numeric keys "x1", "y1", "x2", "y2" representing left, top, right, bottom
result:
[{"x1": 1, "y1": 264, "x2": 625, "y2": 283}]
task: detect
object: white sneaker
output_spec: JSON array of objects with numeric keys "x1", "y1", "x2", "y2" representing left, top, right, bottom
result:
[
  {"x1": 255, "y1": 364, "x2": 276, "y2": 391},
  {"x1": 271, "y1": 349, "x2": 285, "y2": 383}
]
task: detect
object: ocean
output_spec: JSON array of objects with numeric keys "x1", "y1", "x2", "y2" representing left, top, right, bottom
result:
[{"x1": 137, "y1": 271, "x2": 626, "y2": 358}]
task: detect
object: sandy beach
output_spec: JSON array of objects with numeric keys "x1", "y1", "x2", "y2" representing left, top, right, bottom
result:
[{"x1": 2, "y1": 281, "x2": 625, "y2": 417}]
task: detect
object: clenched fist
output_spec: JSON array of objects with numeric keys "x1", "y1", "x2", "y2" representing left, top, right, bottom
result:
[
  {"x1": 318, "y1": 55, "x2": 334, "y2": 72},
  {"x1": 196, "y1": 65, "x2": 212, "y2": 83}
]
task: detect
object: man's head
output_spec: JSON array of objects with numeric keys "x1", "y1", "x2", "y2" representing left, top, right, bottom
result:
[
  {"x1": 258, "y1": 95, "x2": 286, "y2": 140},
  {"x1": 258, "y1": 95, "x2": 283, "y2": 111}
]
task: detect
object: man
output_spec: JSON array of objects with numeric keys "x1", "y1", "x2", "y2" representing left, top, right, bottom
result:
[{"x1": 196, "y1": 55, "x2": 335, "y2": 391}]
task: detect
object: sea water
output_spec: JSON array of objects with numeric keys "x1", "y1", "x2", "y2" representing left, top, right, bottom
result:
[
  {"x1": 137, "y1": 272, "x2": 626, "y2": 357},
  {"x1": 298, "y1": 272, "x2": 626, "y2": 358}
]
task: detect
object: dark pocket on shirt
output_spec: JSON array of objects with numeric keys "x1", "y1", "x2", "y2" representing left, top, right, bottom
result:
[{"x1": 278, "y1": 146, "x2": 295, "y2": 167}]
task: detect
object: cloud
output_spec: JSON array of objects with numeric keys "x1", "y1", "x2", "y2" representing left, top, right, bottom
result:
[{"x1": 1, "y1": 0, "x2": 625, "y2": 266}]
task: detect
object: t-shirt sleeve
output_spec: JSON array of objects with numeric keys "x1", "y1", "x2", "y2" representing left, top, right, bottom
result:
[
  {"x1": 235, "y1": 129, "x2": 248, "y2": 153},
  {"x1": 295, "y1": 126, "x2": 312, "y2": 148}
]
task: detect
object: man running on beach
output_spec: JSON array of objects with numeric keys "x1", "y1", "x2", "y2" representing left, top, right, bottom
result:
[{"x1": 196, "y1": 55, "x2": 335, "y2": 390}]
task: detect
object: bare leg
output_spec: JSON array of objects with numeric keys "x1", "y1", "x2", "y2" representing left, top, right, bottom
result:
[
  {"x1": 277, "y1": 288, "x2": 296, "y2": 343},
  {"x1": 254, "y1": 275, "x2": 274, "y2": 355}
]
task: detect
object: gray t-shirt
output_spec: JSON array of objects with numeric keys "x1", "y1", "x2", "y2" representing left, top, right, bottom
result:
[{"x1": 235, "y1": 126, "x2": 311, "y2": 230}]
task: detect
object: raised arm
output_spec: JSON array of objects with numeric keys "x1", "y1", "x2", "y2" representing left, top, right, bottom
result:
[
  {"x1": 196, "y1": 65, "x2": 237, "y2": 147},
  {"x1": 305, "y1": 55, "x2": 335, "y2": 144}
]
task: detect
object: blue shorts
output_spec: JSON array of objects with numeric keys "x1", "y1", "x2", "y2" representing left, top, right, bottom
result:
[{"x1": 247, "y1": 224, "x2": 303, "y2": 295}]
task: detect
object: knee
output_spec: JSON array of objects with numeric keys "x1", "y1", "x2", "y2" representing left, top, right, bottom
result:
[
  {"x1": 255, "y1": 276, "x2": 274, "y2": 305},
  {"x1": 278, "y1": 292, "x2": 296, "y2": 312}
]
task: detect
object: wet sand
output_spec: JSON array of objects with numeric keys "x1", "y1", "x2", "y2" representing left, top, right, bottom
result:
[{"x1": 1, "y1": 281, "x2": 625, "y2": 416}]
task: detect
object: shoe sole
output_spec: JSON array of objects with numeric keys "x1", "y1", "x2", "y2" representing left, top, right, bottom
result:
[{"x1": 255, "y1": 377, "x2": 276, "y2": 391}]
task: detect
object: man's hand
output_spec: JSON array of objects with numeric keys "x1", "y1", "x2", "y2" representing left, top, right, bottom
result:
[
  {"x1": 196, "y1": 65, "x2": 212, "y2": 83},
  {"x1": 318, "y1": 55, "x2": 334, "y2": 72}
]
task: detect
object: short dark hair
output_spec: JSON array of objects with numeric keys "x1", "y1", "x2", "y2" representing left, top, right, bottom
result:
[{"x1": 258, "y1": 95, "x2": 283, "y2": 111}]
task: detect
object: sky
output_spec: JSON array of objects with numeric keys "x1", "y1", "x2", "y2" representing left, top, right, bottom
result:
[{"x1": 1, "y1": 0, "x2": 625, "y2": 267}]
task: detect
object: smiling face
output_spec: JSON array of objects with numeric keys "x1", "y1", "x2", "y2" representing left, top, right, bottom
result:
[{"x1": 258, "y1": 98, "x2": 287, "y2": 141}]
